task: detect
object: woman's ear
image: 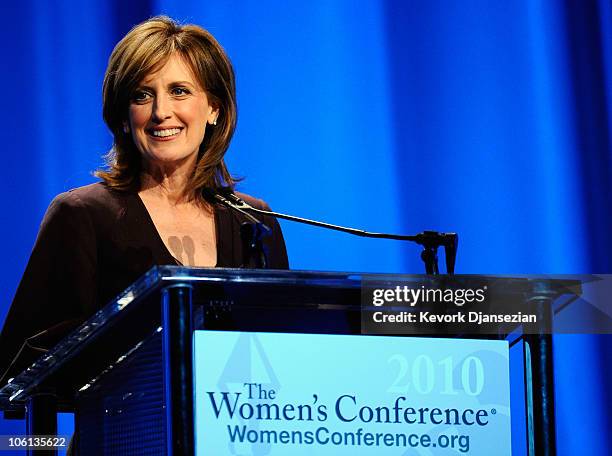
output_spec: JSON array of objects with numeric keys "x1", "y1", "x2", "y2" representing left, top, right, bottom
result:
[{"x1": 208, "y1": 104, "x2": 220, "y2": 126}]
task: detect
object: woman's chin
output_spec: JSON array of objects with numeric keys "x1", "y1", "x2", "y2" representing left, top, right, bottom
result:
[{"x1": 142, "y1": 150, "x2": 198, "y2": 170}]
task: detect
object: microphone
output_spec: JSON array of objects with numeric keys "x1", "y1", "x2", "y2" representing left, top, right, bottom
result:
[
  {"x1": 203, "y1": 188, "x2": 271, "y2": 268},
  {"x1": 204, "y1": 188, "x2": 269, "y2": 227},
  {"x1": 205, "y1": 188, "x2": 459, "y2": 274}
]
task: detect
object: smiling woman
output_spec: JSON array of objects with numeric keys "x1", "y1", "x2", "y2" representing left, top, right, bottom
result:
[
  {"x1": 0, "y1": 16, "x2": 288, "y2": 385},
  {"x1": 127, "y1": 54, "x2": 221, "y2": 267}
]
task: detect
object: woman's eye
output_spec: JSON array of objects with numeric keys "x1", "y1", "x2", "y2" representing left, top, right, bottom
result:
[
  {"x1": 171, "y1": 87, "x2": 190, "y2": 96},
  {"x1": 131, "y1": 91, "x2": 151, "y2": 102}
]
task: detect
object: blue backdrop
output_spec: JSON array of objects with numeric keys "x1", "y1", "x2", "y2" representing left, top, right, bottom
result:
[{"x1": 1, "y1": 1, "x2": 610, "y2": 454}]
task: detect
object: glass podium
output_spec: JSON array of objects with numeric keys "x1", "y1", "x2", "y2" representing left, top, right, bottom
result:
[{"x1": 0, "y1": 267, "x2": 593, "y2": 455}]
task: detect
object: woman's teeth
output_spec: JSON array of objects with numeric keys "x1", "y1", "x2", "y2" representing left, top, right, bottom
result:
[{"x1": 152, "y1": 128, "x2": 181, "y2": 137}]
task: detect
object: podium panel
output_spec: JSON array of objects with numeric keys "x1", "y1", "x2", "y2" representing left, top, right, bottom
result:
[
  {"x1": 0, "y1": 267, "x2": 591, "y2": 455},
  {"x1": 194, "y1": 330, "x2": 511, "y2": 455}
]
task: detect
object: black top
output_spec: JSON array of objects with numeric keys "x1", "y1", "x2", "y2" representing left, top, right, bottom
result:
[{"x1": 0, "y1": 182, "x2": 288, "y2": 383}]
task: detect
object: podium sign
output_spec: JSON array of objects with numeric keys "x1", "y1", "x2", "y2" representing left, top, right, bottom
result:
[{"x1": 194, "y1": 330, "x2": 511, "y2": 455}]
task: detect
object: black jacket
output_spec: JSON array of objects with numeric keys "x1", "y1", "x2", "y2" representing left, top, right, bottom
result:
[{"x1": 0, "y1": 182, "x2": 288, "y2": 384}]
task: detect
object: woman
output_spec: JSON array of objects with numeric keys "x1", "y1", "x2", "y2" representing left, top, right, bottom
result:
[{"x1": 0, "y1": 16, "x2": 288, "y2": 384}]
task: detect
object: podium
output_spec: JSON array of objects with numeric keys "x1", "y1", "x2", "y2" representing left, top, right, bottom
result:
[{"x1": 0, "y1": 267, "x2": 584, "y2": 455}]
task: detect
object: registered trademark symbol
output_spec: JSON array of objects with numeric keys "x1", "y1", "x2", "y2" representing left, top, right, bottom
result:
[{"x1": 491, "y1": 408, "x2": 496, "y2": 414}]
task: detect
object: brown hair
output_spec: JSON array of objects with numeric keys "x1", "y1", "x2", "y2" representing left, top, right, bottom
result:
[{"x1": 96, "y1": 15, "x2": 237, "y2": 200}]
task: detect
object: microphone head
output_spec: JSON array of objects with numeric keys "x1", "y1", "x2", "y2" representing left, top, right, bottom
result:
[
  {"x1": 202, "y1": 187, "x2": 234, "y2": 203},
  {"x1": 221, "y1": 188, "x2": 245, "y2": 205},
  {"x1": 216, "y1": 186, "x2": 234, "y2": 197}
]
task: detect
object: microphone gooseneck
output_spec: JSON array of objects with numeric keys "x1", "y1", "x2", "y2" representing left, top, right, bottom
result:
[{"x1": 205, "y1": 188, "x2": 458, "y2": 274}]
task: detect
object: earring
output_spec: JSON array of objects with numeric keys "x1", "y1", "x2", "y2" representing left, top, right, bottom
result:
[
  {"x1": 213, "y1": 118, "x2": 218, "y2": 126},
  {"x1": 123, "y1": 124, "x2": 130, "y2": 134}
]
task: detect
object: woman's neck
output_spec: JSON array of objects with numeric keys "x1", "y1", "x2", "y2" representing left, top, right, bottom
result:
[{"x1": 139, "y1": 160, "x2": 194, "y2": 206}]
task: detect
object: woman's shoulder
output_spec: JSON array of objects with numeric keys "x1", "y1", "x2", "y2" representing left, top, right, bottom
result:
[
  {"x1": 53, "y1": 181, "x2": 123, "y2": 205},
  {"x1": 49, "y1": 182, "x2": 130, "y2": 212},
  {"x1": 43, "y1": 182, "x2": 131, "y2": 228}
]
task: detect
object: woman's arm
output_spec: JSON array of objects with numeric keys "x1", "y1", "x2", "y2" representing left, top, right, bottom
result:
[{"x1": 0, "y1": 191, "x2": 97, "y2": 384}]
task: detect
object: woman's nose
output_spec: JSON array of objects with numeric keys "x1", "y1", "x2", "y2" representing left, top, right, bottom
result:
[{"x1": 152, "y1": 95, "x2": 172, "y2": 121}]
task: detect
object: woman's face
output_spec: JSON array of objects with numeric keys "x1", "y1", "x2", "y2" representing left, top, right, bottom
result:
[{"x1": 127, "y1": 54, "x2": 218, "y2": 170}]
